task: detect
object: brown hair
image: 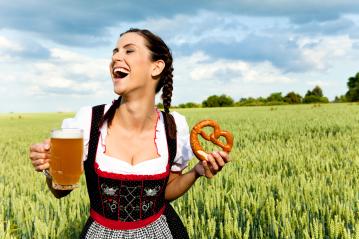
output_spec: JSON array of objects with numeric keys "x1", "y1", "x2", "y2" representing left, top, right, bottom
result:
[{"x1": 102, "y1": 28, "x2": 176, "y2": 137}]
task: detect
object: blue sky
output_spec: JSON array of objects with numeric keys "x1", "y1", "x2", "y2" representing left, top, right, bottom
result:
[{"x1": 1, "y1": 0, "x2": 359, "y2": 112}]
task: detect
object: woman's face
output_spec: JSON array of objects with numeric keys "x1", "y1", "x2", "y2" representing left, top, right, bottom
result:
[{"x1": 110, "y1": 32, "x2": 157, "y2": 96}]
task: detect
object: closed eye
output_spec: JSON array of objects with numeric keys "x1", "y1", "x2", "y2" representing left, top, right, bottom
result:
[
  {"x1": 112, "y1": 48, "x2": 118, "y2": 55},
  {"x1": 126, "y1": 49, "x2": 134, "y2": 54}
]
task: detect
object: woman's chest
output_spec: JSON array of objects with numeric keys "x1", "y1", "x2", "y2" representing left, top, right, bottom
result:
[{"x1": 104, "y1": 130, "x2": 160, "y2": 166}]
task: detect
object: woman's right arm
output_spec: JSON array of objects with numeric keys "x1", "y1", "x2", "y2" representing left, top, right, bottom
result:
[{"x1": 29, "y1": 139, "x2": 72, "y2": 199}]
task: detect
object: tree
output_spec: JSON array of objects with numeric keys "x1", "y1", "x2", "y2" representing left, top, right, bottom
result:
[
  {"x1": 303, "y1": 95, "x2": 329, "y2": 103},
  {"x1": 217, "y1": 94, "x2": 234, "y2": 106},
  {"x1": 333, "y1": 95, "x2": 347, "y2": 103},
  {"x1": 284, "y1": 92, "x2": 302, "y2": 104},
  {"x1": 312, "y1": 85, "x2": 323, "y2": 97},
  {"x1": 156, "y1": 102, "x2": 164, "y2": 109},
  {"x1": 303, "y1": 86, "x2": 329, "y2": 103},
  {"x1": 178, "y1": 102, "x2": 201, "y2": 108},
  {"x1": 202, "y1": 94, "x2": 234, "y2": 107},
  {"x1": 305, "y1": 85, "x2": 323, "y2": 97},
  {"x1": 345, "y1": 72, "x2": 359, "y2": 102},
  {"x1": 236, "y1": 97, "x2": 262, "y2": 106},
  {"x1": 267, "y1": 92, "x2": 284, "y2": 102}
]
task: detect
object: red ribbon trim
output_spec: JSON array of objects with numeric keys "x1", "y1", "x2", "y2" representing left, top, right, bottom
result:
[{"x1": 90, "y1": 206, "x2": 166, "y2": 230}]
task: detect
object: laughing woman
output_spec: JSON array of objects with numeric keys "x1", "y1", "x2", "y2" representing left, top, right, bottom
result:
[{"x1": 29, "y1": 28, "x2": 231, "y2": 238}]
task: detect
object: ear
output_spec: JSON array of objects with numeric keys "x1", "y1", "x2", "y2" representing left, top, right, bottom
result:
[{"x1": 151, "y1": 60, "x2": 165, "y2": 78}]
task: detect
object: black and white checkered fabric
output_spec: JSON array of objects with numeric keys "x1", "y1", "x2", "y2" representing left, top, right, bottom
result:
[{"x1": 84, "y1": 215, "x2": 173, "y2": 239}]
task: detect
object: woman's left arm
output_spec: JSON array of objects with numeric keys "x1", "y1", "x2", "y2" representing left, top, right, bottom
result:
[{"x1": 165, "y1": 151, "x2": 230, "y2": 201}]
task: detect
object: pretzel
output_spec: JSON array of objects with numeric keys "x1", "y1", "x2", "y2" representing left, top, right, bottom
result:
[{"x1": 190, "y1": 119, "x2": 234, "y2": 161}]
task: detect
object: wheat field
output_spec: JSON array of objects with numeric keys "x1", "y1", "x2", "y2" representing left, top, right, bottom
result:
[{"x1": 1, "y1": 103, "x2": 359, "y2": 238}]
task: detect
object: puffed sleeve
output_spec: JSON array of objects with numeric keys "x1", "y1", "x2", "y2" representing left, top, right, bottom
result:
[
  {"x1": 61, "y1": 106, "x2": 92, "y2": 161},
  {"x1": 170, "y1": 111, "x2": 195, "y2": 172}
]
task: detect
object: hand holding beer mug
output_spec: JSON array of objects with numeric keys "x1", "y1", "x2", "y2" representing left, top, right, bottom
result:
[{"x1": 50, "y1": 128, "x2": 84, "y2": 190}]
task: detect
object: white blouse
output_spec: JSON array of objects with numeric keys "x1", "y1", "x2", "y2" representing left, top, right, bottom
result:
[{"x1": 61, "y1": 103, "x2": 194, "y2": 175}]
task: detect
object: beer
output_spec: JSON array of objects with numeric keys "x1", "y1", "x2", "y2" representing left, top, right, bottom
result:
[{"x1": 50, "y1": 129, "x2": 83, "y2": 190}]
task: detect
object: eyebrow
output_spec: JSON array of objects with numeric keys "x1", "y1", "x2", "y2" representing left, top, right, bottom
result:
[
  {"x1": 112, "y1": 43, "x2": 137, "y2": 54},
  {"x1": 123, "y1": 43, "x2": 137, "y2": 48}
]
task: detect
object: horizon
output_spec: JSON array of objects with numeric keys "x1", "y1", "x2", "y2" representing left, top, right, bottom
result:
[
  {"x1": 0, "y1": 101, "x2": 353, "y2": 115},
  {"x1": 1, "y1": 1, "x2": 359, "y2": 113}
]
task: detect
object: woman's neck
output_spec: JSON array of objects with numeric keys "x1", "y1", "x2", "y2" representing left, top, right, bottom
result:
[{"x1": 113, "y1": 95, "x2": 157, "y2": 134}]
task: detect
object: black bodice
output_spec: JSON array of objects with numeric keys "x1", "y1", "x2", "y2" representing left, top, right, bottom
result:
[{"x1": 83, "y1": 104, "x2": 177, "y2": 229}]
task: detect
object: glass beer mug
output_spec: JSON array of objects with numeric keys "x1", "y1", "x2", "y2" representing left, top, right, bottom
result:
[{"x1": 50, "y1": 128, "x2": 84, "y2": 190}]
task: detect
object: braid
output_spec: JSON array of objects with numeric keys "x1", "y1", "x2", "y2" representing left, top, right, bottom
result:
[
  {"x1": 100, "y1": 96, "x2": 121, "y2": 127},
  {"x1": 161, "y1": 65, "x2": 176, "y2": 139},
  {"x1": 161, "y1": 65, "x2": 174, "y2": 113}
]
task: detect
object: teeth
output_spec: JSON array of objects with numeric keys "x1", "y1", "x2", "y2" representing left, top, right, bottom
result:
[
  {"x1": 113, "y1": 67, "x2": 129, "y2": 74},
  {"x1": 113, "y1": 67, "x2": 129, "y2": 78}
]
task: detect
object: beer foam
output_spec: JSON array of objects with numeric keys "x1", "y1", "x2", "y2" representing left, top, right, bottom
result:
[{"x1": 51, "y1": 129, "x2": 83, "y2": 139}]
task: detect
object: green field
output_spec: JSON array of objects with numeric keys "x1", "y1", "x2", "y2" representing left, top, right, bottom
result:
[{"x1": 1, "y1": 104, "x2": 359, "y2": 238}]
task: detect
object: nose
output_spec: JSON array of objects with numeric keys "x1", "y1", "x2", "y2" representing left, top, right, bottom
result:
[{"x1": 112, "y1": 49, "x2": 125, "y2": 62}]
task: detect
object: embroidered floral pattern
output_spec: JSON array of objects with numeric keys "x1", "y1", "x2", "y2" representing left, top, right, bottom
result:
[{"x1": 144, "y1": 186, "x2": 160, "y2": 196}]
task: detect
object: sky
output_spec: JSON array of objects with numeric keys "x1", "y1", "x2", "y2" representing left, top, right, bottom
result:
[{"x1": 1, "y1": 0, "x2": 359, "y2": 113}]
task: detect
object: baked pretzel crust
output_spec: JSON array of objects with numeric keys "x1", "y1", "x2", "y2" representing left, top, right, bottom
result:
[{"x1": 190, "y1": 119, "x2": 234, "y2": 161}]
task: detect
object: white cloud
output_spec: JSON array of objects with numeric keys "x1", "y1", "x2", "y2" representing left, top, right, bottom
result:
[
  {"x1": 305, "y1": 80, "x2": 331, "y2": 87},
  {"x1": 1, "y1": 7, "x2": 359, "y2": 112},
  {"x1": 2, "y1": 47, "x2": 111, "y2": 98},
  {"x1": 0, "y1": 36, "x2": 21, "y2": 51},
  {"x1": 299, "y1": 35, "x2": 353, "y2": 71},
  {"x1": 180, "y1": 52, "x2": 293, "y2": 84},
  {"x1": 109, "y1": 10, "x2": 249, "y2": 47},
  {"x1": 0, "y1": 35, "x2": 21, "y2": 60},
  {"x1": 171, "y1": 52, "x2": 295, "y2": 104}
]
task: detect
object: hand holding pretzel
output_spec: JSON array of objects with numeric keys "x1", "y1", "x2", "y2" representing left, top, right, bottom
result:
[{"x1": 190, "y1": 119, "x2": 234, "y2": 178}]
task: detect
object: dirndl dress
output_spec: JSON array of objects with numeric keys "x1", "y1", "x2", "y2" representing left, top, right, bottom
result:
[{"x1": 77, "y1": 104, "x2": 190, "y2": 239}]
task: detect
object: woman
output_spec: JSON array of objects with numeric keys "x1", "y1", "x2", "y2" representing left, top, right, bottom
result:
[{"x1": 29, "y1": 28, "x2": 231, "y2": 238}]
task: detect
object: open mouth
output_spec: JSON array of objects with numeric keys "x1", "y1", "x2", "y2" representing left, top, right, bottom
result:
[{"x1": 113, "y1": 67, "x2": 129, "y2": 79}]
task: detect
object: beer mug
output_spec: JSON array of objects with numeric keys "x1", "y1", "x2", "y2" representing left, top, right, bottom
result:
[{"x1": 50, "y1": 128, "x2": 84, "y2": 190}]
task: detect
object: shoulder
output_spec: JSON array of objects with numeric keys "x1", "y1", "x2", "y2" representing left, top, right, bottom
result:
[
  {"x1": 169, "y1": 111, "x2": 189, "y2": 130},
  {"x1": 75, "y1": 103, "x2": 111, "y2": 118},
  {"x1": 75, "y1": 105, "x2": 92, "y2": 117},
  {"x1": 167, "y1": 111, "x2": 192, "y2": 139},
  {"x1": 61, "y1": 103, "x2": 111, "y2": 128}
]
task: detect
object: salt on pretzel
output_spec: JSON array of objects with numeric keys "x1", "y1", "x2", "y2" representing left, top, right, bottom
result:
[{"x1": 190, "y1": 119, "x2": 234, "y2": 161}]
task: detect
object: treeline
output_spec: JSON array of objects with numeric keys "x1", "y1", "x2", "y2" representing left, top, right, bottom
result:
[{"x1": 160, "y1": 72, "x2": 359, "y2": 108}]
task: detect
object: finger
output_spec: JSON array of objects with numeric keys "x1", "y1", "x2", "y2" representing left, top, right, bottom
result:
[
  {"x1": 29, "y1": 152, "x2": 50, "y2": 161},
  {"x1": 43, "y1": 139, "x2": 51, "y2": 151},
  {"x1": 32, "y1": 159, "x2": 46, "y2": 167},
  {"x1": 212, "y1": 151, "x2": 225, "y2": 168},
  {"x1": 35, "y1": 163, "x2": 50, "y2": 172},
  {"x1": 218, "y1": 151, "x2": 230, "y2": 163},
  {"x1": 207, "y1": 153, "x2": 219, "y2": 172},
  {"x1": 29, "y1": 143, "x2": 42, "y2": 153},
  {"x1": 32, "y1": 158, "x2": 51, "y2": 167},
  {"x1": 202, "y1": 160, "x2": 214, "y2": 179},
  {"x1": 30, "y1": 143, "x2": 47, "y2": 154}
]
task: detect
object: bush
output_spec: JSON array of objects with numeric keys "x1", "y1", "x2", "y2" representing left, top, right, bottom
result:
[
  {"x1": 284, "y1": 92, "x2": 302, "y2": 104},
  {"x1": 345, "y1": 72, "x2": 359, "y2": 102},
  {"x1": 267, "y1": 92, "x2": 284, "y2": 102},
  {"x1": 202, "y1": 94, "x2": 234, "y2": 107},
  {"x1": 265, "y1": 101, "x2": 288, "y2": 106},
  {"x1": 303, "y1": 86, "x2": 329, "y2": 103},
  {"x1": 333, "y1": 95, "x2": 347, "y2": 103},
  {"x1": 156, "y1": 102, "x2": 164, "y2": 109},
  {"x1": 303, "y1": 95, "x2": 329, "y2": 104},
  {"x1": 178, "y1": 102, "x2": 201, "y2": 108}
]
